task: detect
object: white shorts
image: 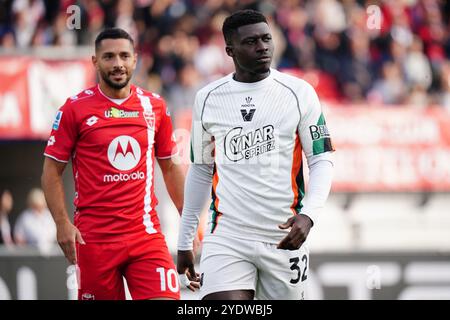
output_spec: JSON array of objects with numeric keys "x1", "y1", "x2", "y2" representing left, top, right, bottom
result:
[{"x1": 199, "y1": 234, "x2": 309, "y2": 300}]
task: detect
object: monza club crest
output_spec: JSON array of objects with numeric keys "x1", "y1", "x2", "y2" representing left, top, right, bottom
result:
[{"x1": 143, "y1": 111, "x2": 155, "y2": 129}]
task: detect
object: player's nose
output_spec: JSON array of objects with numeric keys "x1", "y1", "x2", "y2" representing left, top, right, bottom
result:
[
  {"x1": 111, "y1": 55, "x2": 124, "y2": 68},
  {"x1": 255, "y1": 39, "x2": 269, "y2": 52}
]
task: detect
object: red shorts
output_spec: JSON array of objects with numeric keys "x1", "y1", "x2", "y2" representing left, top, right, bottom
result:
[{"x1": 76, "y1": 235, "x2": 180, "y2": 300}]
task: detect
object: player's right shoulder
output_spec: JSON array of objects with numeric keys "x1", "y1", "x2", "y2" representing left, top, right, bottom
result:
[{"x1": 62, "y1": 86, "x2": 98, "y2": 109}]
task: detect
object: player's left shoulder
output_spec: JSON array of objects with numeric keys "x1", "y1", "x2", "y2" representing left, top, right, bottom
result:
[
  {"x1": 133, "y1": 86, "x2": 172, "y2": 121},
  {"x1": 273, "y1": 69, "x2": 316, "y2": 94},
  {"x1": 134, "y1": 85, "x2": 163, "y2": 100},
  {"x1": 134, "y1": 85, "x2": 166, "y2": 106}
]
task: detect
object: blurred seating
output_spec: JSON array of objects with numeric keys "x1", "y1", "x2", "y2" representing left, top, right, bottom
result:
[
  {"x1": 308, "y1": 194, "x2": 355, "y2": 252},
  {"x1": 309, "y1": 193, "x2": 450, "y2": 252}
]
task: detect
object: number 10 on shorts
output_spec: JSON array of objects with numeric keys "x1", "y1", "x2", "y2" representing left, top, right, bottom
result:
[{"x1": 156, "y1": 268, "x2": 179, "y2": 293}]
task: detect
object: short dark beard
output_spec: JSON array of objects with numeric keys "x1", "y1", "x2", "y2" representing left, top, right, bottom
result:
[{"x1": 99, "y1": 69, "x2": 131, "y2": 90}]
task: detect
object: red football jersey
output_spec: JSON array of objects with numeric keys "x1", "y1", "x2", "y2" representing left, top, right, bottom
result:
[{"x1": 44, "y1": 85, "x2": 178, "y2": 242}]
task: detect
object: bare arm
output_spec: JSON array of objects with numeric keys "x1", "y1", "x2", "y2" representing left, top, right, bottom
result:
[
  {"x1": 41, "y1": 157, "x2": 84, "y2": 264},
  {"x1": 157, "y1": 157, "x2": 185, "y2": 214},
  {"x1": 41, "y1": 157, "x2": 69, "y2": 225}
]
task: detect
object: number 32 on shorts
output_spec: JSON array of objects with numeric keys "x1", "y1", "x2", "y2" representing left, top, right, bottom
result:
[{"x1": 289, "y1": 254, "x2": 308, "y2": 284}]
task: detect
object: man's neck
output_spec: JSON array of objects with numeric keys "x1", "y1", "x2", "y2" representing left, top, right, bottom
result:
[
  {"x1": 99, "y1": 82, "x2": 131, "y2": 99},
  {"x1": 233, "y1": 69, "x2": 270, "y2": 83}
]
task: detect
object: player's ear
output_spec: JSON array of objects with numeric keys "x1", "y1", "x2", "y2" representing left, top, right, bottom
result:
[
  {"x1": 225, "y1": 45, "x2": 234, "y2": 58},
  {"x1": 92, "y1": 55, "x2": 99, "y2": 70}
]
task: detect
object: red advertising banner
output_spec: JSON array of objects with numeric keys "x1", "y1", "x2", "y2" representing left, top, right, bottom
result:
[
  {"x1": 0, "y1": 57, "x2": 95, "y2": 139},
  {"x1": 325, "y1": 104, "x2": 450, "y2": 192},
  {"x1": 0, "y1": 57, "x2": 31, "y2": 139}
]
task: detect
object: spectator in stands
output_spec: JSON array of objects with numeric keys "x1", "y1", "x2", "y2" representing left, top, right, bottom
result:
[
  {"x1": 115, "y1": 0, "x2": 138, "y2": 47},
  {"x1": 368, "y1": 61, "x2": 407, "y2": 105},
  {"x1": 14, "y1": 188, "x2": 57, "y2": 253},
  {"x1": 404, "y1": 36, "x2": 432, "y2": 91},
  {"x1": 0, "y1": 30, "x2": 16, "y2": 48},
  {"x1": 167, "y1": 62, "x2": 204, "y2": 116},
  {"x1": 193, "y1": 11, "x2": 234, "y2": 82},
  {"x1": 0, "y1": 189, "x2": 14, "y2": 247},
  {"x1": 402, "y1": 36, "x2": 433, "y2": 108},
  {"x1": 274, "y1": 4, "x2": 311, "y2": 69},
  {"x1": 339, "y1": 29, "x2": 375, "y2": 102},
  {"x1": 11, "y1": 0, "x2": 45, "y2": 48}
]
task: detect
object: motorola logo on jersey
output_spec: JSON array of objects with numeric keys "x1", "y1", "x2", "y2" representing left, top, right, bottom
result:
[
  {"x1": 224, "y1": 125, "x2": 275, "y2": 162},
  {"x1": 107, "y1": 135, "x2": 141, "y2": 171}
]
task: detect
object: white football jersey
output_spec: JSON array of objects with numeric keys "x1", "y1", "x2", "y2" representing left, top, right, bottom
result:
[{"x1": 190, "y1": 68, "x2": 334, "y2": 244}]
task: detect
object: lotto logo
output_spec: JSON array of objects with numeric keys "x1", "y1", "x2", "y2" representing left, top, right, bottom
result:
[
  {"x1": 86, "y1": 116, "x2": 98, "y2": 126},
  {"x1": 47, "y1": 136, "x2": 55, "y2": 146}
]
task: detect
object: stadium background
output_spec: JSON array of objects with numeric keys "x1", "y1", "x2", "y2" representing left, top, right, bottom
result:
[{"x1": 1, "y1": 0, "x2": 450, "y2": 299}]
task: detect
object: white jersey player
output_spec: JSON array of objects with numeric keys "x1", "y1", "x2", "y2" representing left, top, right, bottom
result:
[{"x1": 177, "y1": 10, "x2": 334, "y2": 300}]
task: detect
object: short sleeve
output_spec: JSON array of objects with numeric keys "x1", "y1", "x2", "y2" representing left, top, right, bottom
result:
[
  {"x1": 43, "y1": 100, "x2": 78, "y2": 163},
  {"x1": 298, "y1": 83, "x2": 335, "y2": 160},
  {"x1": 190, "y1": 91, "x2": 214, "y2": 164},
  {"x1": 154, "y1": 100, "x2": 178, "y2": 159}
]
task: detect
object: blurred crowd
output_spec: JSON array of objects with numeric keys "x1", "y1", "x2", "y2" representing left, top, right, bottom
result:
[
  {"x1": 0, "y1": 0, "x2": 449, "y2": 110},
  {"x1": 0, "y1": 188, "x2": 57, "y2": 253}
]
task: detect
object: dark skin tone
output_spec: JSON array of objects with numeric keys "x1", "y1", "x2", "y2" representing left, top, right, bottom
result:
[
  {"x1": 177, "y1": 21, "x2": 313, "y2": 300},
  {"x1": 226, "y1": 22, "x2": 274, "y2": 82}
]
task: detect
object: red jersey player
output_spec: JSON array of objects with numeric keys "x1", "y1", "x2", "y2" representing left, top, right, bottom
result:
[{"x1": 41, "y1": 28, "x2": 189, "y2": 300}]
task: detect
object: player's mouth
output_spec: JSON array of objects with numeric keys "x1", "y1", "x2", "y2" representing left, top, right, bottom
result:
[
  {"x1": 256, "y1": 56, "x2": 271, "y2": 63},
  {"x1": 110, "y1": 71, "x2": 126, "y2": 81}
]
